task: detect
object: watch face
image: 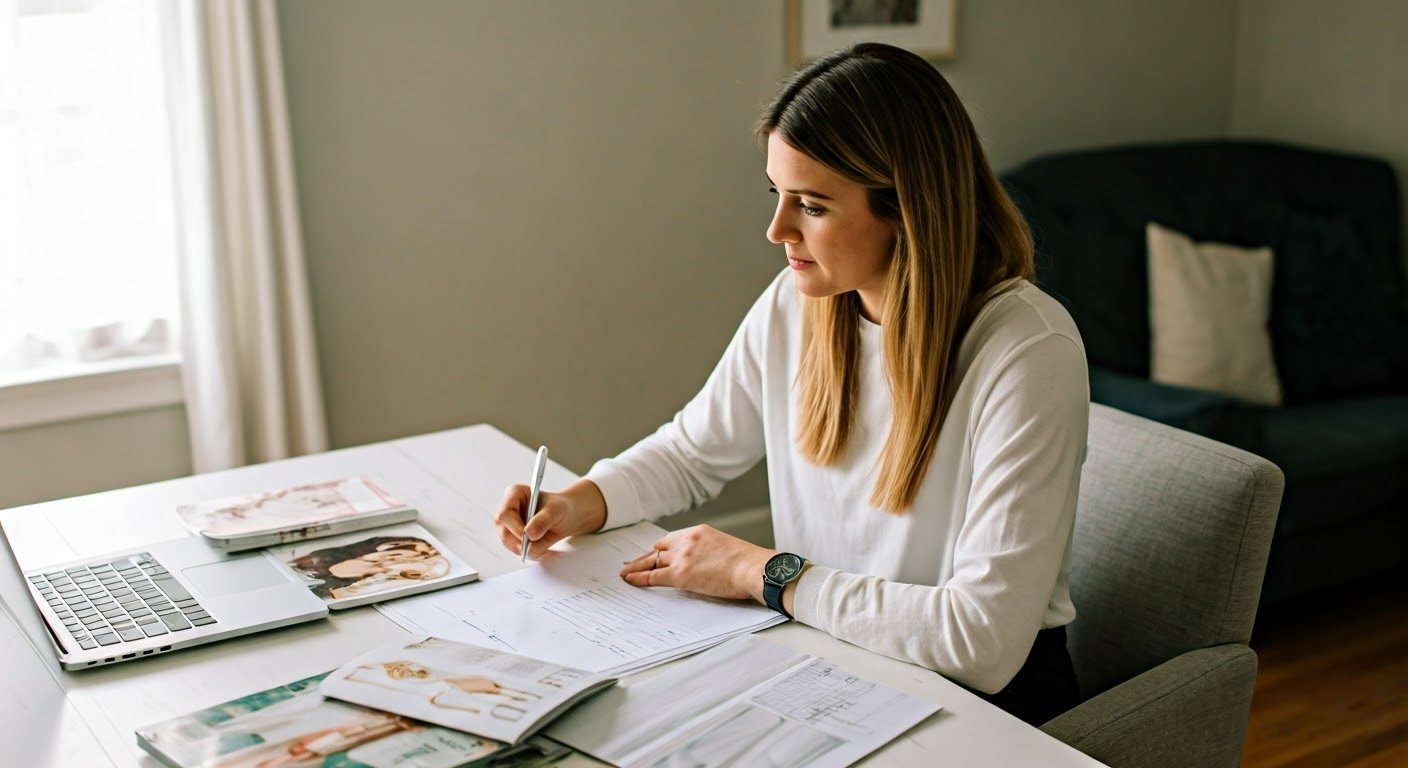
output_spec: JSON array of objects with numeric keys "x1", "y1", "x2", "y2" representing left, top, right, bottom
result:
[{"x1": 765, "y1": 553, "x2": 803, "y2": 582}]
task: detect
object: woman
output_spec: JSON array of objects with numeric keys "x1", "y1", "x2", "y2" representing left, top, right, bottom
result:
[
  {"x1": 494, "y1": 43, "x2": 1086, "y2": 725},
  {"x1": 289, "y1": 536, "x2": 449, "y2": 600}
]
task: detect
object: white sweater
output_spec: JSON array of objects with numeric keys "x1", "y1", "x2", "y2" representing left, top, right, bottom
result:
[{"x1": 586, "y1": 269, "x2": 1089, "y2": 694}]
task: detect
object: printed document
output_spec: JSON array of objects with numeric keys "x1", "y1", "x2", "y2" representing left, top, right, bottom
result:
[
  {"x1": 376, "y1": 523, "x2": 787, "y2": 676},
  {"x1": 545, "y1": 634, "x2": 941, "y2": 768}
]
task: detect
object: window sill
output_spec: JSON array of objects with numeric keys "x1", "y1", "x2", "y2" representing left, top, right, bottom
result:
[{"x1": 0, "y1": 356, "x2": 184, "y2": 433}]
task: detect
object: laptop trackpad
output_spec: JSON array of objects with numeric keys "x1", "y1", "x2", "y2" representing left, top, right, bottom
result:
[{"x1": 183, "y1": 557, "x2": 288, "y2": 597}]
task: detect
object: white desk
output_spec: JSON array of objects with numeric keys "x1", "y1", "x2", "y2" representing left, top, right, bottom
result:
[{"x1": 0, "y1": 425, "x2": 1107, "y2": 767}]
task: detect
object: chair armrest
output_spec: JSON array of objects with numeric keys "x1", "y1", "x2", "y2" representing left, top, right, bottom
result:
[
  {"x1": 1088, "y1": 367, "x2": 1263, "y2": 452},
  {"x1": 1040, "y1": 644, "x2": 1257, "y2": 768}
]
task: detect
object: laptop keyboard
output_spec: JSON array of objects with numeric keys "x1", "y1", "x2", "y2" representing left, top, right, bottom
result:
[{"x1": 28, "y1": 552, "x2": 217, "y2": 652}]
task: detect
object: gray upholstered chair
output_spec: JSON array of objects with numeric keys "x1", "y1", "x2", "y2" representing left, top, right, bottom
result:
[{"x1": 1040, "y1": 404, "x2": 1284, "y2": 768}]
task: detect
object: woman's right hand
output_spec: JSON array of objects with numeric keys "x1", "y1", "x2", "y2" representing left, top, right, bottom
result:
[{"x1": 494, "y1": 478, "x2": 608, "y2": 560}]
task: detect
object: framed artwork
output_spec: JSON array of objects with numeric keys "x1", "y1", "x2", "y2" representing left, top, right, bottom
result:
[{"x1": 785, "y1": 0, "x2": 959, "y2": 68}]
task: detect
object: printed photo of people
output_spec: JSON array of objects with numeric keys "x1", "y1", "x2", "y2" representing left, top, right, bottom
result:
[{"x1": 287, "y1": 535, "x2": 451, "y2": 600}]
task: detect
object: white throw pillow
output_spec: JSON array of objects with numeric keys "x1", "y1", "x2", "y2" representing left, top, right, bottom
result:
[{"x1": 1147, "y1": 222, "x2": 1283, "y2": 406}]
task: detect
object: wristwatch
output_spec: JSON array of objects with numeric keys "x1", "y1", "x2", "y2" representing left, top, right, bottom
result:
[{"x1": 762, "y1": 552, "x2": 808, "y2": 619}]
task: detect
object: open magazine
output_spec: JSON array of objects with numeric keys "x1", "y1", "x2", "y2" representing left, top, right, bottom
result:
[
  {"x1": 177, "y1": 477, "x2": 418, "y2": 552},
  {"x1": 263, "y1": 522, "x2": 479, "y2": 609},
  {"x1": 135, "y1": 670, "x2": 570, "y2": 768},
  {"x1": 320, "y1": 636, "x2": 617, "y2": 745}
]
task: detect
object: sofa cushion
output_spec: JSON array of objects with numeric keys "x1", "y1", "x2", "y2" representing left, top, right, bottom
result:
[
  {"x1": 1255, "y1": 397, "x2": 1408, "y2": 536},
  {"x1": 1088, "y1": 367, "x2": 1263, "y2": 453},
  {"x1": 1146, "y1": 222, "x2": 1282, "y2": 406},
  {"x1": 1270, "y1": 210, "x2": 1408, "y2": 403},
  {"x1": 1257, "y1": 396, "x2": 1408, "y2": 478},
  {"x1": 1001, "y1": 175, "x2": 1149, "y2": 377}
]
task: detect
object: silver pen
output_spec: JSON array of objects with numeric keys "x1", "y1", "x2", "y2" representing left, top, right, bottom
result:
[{"x1": 520, "y1": 446, "x2": 549, "y2": 561}]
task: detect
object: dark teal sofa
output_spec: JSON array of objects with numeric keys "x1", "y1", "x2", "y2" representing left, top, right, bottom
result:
[{"x1": 1001, "y1": 140, "x2": 1408, "y2": 608}]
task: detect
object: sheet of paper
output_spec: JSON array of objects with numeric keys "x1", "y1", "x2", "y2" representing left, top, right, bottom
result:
[
  {"x1": 546, "y1": 634, "x2": 942, "y2": 768},
  {"x1": 375, "y1": 523, "x2": 787, "y2": 676}
]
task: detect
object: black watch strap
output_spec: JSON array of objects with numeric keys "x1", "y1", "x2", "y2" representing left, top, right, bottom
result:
[{"x1": 763, "y1": 578, "x2": 790, "y2": 618}]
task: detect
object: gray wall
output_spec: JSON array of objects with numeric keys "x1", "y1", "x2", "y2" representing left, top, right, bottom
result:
[
  {"x1": 1231, "y1": 0, "x2": 1408, "y2": 271},
  {"x1": 941, "y1": 0, "x2": 1238, "y2": 172},
  {"x1": 276, "y1": 1, "x2": 787, "y2": 519},
  {"x1": 1, "y1": 0, "x2": 1361, "y2": 520}
]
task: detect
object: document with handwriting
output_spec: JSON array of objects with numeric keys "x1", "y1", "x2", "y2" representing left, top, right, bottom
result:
[
  {"x1": 376, "y1": 523, "x2": 787, "y2": 676},
  {"x1": 545, "y1": 634, "x2": 940, "y2": 768}
]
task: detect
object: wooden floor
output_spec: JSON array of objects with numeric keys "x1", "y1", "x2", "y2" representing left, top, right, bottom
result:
[{"x1": 1241, "y1": 578, "x2": 1408, "y2": 768}]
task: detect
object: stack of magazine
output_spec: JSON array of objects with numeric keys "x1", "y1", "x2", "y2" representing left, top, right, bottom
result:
[
  {"x1": 177, "y1": 476, "x2": 421, "y2": 552},
  {"x1": 136, "y1": 634, "x2": 939, "y2": 768},
  {"x1": 177, "y1": 477, "x2": 480, "y2": 609},
  {"x1": 137, "y1": 635, "x2": 603, "y2": 767}
]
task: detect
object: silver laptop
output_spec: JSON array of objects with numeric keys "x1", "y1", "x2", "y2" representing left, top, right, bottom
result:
[{"x1": 20, "y1": 535, "x2": 328, "y2": 670}]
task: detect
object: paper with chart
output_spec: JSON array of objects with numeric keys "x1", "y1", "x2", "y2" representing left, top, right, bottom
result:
[
  {"x1": 545, "y1": 634, "x2": 940, "y2": 768},
  {"x1": 375, "y1": 523, "x2": 788, "y2": 676}
]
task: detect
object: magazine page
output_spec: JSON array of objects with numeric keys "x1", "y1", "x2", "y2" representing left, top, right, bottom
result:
[
  {"x1": 177, "y1": 477, "x2": 412, "y2": 543},
  {"x1": 546, "y1": 634, "x2": 940, "y2": 768},
  {"x1": 320, "y1": 636, "x2": 616, "y2": 745},
  {"x1": 136, "y1": 670, "x2": 536, "y2": 768},
  {"x1": 263, "y1": 522, "x2": 479, "y2": 610}
]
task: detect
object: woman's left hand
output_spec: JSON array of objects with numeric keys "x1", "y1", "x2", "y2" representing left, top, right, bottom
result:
[{"x1": 620, "y1": 525, "x2": 774, "y2": 603}]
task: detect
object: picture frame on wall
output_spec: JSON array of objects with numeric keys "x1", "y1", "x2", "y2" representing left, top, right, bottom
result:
[{"x1": 785, "y1": 0, "x2": 959, "y2": 68}]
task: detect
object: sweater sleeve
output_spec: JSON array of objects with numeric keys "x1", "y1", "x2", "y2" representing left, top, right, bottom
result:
[
  {"x1": 791, "y1": 332, "x2": 1089, "y2": 694},
  {"x1": 584, "y1": 282, "x2": 775, "y2": 531}
]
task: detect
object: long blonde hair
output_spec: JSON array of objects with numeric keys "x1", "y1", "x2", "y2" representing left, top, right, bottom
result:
[{"x1": 757, "y1": 43, "x2": 1034, "y2": 513}]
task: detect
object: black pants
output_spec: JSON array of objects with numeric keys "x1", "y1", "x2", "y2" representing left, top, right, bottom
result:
[{"x1": 974, "y1": 625, "x2": 1080, "y2": 726}]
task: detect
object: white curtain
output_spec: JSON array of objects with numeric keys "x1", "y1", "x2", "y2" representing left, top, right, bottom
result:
[{"x1": 168, "y1": 0, "x2": 326, "y2": 472}]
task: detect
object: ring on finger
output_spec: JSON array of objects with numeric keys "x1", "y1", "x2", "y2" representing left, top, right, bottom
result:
[{"x1": 653, "y1": 551, "x2": 661, "y2": 570}]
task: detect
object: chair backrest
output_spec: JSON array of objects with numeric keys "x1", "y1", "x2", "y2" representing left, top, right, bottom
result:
[{"x1": 1068, "y1": 404, "x2": 1284, "y2": 699}]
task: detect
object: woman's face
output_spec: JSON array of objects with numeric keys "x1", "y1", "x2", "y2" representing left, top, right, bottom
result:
[
  {"x1": 329, "y1": 558, "x2": 379, "y2": 579},
  {"x1": 765, "y1": 132, "x2": 897, "y2": 323}
]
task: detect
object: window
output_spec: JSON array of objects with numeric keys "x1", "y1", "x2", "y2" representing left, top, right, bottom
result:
[{"x1": 0, "y1": 0, "x2": 182, "y2": 390}]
